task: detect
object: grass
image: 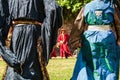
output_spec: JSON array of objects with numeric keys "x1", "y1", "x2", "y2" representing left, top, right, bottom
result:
[
  {"x1": 0, "y1": 60, "x2": 7, "y2": 80},
  {"x1": 47, "y1": 58, "x2": 76, "y2": 80},
  {"x1": 0, "y1": 57, "x2": 76, "y2": 80}
]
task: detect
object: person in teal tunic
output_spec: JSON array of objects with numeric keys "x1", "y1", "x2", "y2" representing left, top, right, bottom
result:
[{"x1": 69, "y1": 0, "x2": 120, "y2": 80}]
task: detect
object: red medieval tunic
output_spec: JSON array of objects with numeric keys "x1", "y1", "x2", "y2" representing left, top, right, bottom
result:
[{"x1": 57, "y1": 33, "x2": 72, "y2": 58}]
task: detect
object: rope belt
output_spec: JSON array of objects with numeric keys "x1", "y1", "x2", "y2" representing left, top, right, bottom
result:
[
  {"x1": 88, "y1": 25, "x2": 111, "y2": 31},
  {"x1": 12, "y1": 20, "x2": 42, "y2": 26}
]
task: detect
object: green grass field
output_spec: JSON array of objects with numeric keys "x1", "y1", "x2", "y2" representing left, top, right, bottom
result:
[
  {"x1": 0, "y1": 57, "x2": 76, "y2": 80},
  {"x1": 0, "y1": 60, "x2": 7, "y2": 80},
  {"x1": 47, "y1": 58, "x2": 76, "y2": 80}
]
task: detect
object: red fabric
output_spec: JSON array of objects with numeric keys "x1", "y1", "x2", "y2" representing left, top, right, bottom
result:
[
  {"x1": 57, "y1": 33, "x2": 72, "y2": 58},
  {"x1": 50, "y1": 48, "x2": 57, "y2": 57}
]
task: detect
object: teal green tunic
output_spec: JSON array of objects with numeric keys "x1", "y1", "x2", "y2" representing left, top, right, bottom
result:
[{"x1": 71, "y1": 0, "x2": 119, "y2": 80}]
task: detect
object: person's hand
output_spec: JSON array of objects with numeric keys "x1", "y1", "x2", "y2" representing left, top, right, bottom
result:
[
  {"x1": 60, "y1": 41, "x2": 63, "y2": 44},
  {"x1": 117, "y1": 39, "x2": 120, "y2": 46},
  {"x1": 117, "y1": 41, "x2": 120, "y2": 47},
  {"x1": 56, "y1": 42, "x2": 60, "y2": 48}
]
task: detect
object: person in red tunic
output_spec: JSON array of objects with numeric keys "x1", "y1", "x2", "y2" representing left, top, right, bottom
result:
[{"x1": 57, "y1": 27, "x2": 72, "y2": 58}]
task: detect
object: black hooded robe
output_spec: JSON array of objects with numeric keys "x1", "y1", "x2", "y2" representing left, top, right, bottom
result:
[{"x1": 0, "y1": 0, "x2": 62, "y2": 80}]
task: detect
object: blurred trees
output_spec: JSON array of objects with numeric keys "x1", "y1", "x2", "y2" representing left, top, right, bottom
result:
[{"x1": 56, "y1": 0, "x2": 91, "y2": 21}]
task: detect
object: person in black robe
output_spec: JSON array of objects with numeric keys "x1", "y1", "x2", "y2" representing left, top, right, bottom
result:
[{"x1": 0, "y1": 0, "x2": 62, "y2": 80}]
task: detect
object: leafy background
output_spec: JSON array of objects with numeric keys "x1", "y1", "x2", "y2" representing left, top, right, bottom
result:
[
  {"x1": 56, "y1": 0, "x2": 91, "y2": 21},
  {"x1": 56, "y1": 0, "x2": 91, "y2": 34}
]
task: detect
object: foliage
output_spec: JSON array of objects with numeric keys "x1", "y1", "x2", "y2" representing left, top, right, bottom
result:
[{"x1": 56, "y1": 0, "x2": 91, "y2": 21}]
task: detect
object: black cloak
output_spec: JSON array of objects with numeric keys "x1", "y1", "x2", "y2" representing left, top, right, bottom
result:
[{"x1": 0, "y1": 0, "x2": 62, "y2": 79}]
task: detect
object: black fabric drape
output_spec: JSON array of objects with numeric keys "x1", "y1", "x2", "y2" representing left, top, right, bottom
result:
[
  {"x1": 0, "y1": 0, "x2": 62, "y2": 79},
  {"x1": 41, "y1": 0, "x2": 63, "y2": 63}
]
